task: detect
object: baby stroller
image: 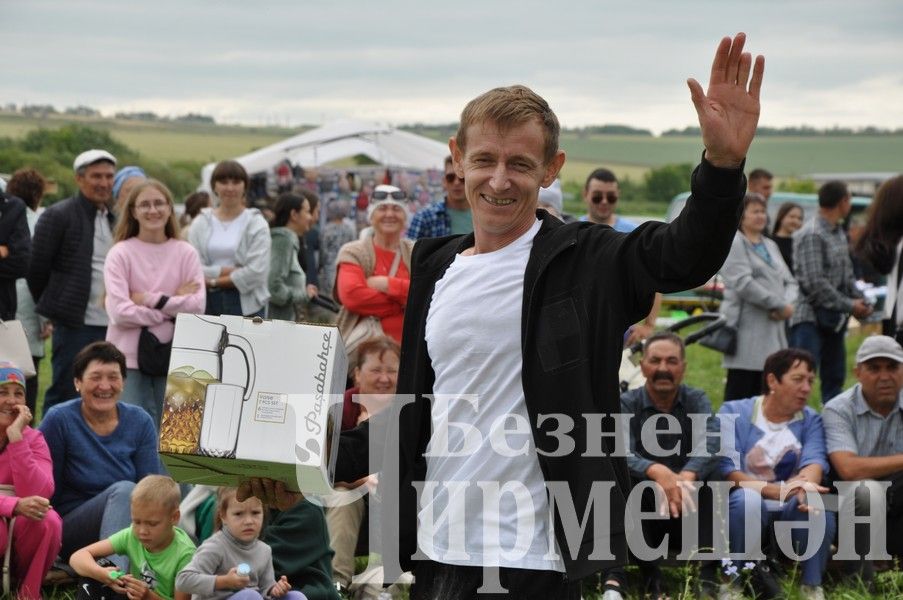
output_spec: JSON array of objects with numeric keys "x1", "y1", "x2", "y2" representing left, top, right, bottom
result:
[{"x1": 619, "y1": 312, "x2": 727, "y2": 392}]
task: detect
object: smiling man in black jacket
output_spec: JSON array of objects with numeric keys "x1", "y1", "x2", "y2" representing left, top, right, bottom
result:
[
  {"x1": 245, "y1": 33, "x2": 764, "y2": 599},
  {"x1": 27, "y1": 149, "x2": 117, "y2": 409}
]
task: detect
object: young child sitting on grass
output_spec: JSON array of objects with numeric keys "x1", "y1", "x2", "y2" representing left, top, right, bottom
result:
[
  {"x1": 70, "y1": 474, "x2": 196, "y2": 600},
  {"x1": 176, "y1": 487, "x2": 306, "y2": 600}
]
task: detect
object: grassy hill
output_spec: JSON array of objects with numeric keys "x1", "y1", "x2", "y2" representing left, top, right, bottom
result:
[{"x1": 3, "y1": 112, "x2": 900, "y2": 191}]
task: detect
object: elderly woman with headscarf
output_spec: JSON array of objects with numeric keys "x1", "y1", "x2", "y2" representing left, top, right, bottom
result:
[
  {"x1": 112, "y1": 165, "x2": 147, "y2": 216},
  {"x1": 335, "y1": 185, "x2": 414, "y2": 351}
]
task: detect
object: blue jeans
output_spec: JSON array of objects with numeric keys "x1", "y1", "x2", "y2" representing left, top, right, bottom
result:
[
  {"x1": 120, "y1": 368, "x2": 167, "y2": 428},
  {"x1": 727, "y1": 487, "x2": 837, "y2": 586},
  {"x1": 206, "y1": 289, "x2": 265, "y2": 318},
  {"x1": 60, "y1": 480, "x2": 136, "y2": 570},
  {"x1": 44, "y1": 323, "x2": 107, "y2": 411},
  {"x1": 789, "y1": 321, "x2": 846, "y2": 403}
]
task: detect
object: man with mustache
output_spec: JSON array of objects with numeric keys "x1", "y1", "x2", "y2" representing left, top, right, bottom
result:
[{"x1": 606, "y1": 331, "x2": 720, "y2": 599}]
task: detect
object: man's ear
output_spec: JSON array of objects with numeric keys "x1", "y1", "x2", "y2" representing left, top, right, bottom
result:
[
  {"x1": 541, "y1": 150, "x2": 566, "y2": 188},
  {"x1": 449, "y1": 137, "x2": 465, "y2": 179}
]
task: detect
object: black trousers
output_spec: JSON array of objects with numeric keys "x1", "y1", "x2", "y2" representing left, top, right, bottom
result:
[{"x1": 411, "y1": 560, "x2": 581, "y2": 600}]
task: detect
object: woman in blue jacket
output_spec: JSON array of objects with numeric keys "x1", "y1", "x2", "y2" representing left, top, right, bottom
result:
[{"x1": 717, "y1": 348, "x2": 836, "y2": 599}]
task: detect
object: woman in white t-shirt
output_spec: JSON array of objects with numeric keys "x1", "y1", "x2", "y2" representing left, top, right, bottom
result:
[{"x1": 189, "y1": 160, "x2": 271, "y2": 317}]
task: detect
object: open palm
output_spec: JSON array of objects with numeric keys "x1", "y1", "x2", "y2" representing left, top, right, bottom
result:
[{"x1": 688, "y1": 33, "x2": 765, "y2": 168}]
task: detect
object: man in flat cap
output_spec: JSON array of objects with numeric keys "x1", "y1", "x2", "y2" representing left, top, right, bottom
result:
[{"x1": 28, "y1": 149, "x2": 117, "y2": 409}]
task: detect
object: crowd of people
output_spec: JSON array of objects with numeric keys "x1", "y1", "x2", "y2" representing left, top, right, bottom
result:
[{"x1": 1, "y1": 32, "x2": 903, "y2": 600}]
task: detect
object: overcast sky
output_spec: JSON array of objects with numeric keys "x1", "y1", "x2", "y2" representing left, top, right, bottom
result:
[{"x1": 4, "y1": 0, "x2": 902, "y2": 133}]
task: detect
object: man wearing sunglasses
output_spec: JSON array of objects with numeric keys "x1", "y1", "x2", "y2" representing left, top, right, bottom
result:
[
  {"x1": 406, "y1": 156, "x2": 473, "y2": 239},
  {"x1": 582, "y1": 168, "x2": 636, "y2": 233}
]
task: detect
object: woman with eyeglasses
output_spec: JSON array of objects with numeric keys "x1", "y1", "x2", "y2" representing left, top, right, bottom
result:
[
  {"x1": 103, "y1": 179, "x2": 206, "y2": 426},
  {"x1": 335, "y1": 185, "x2": 414, "y2": 354}
]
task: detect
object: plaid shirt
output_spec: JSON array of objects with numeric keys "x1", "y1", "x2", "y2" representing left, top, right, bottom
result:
[
  {"x1": 406, "y1": 198, "x2": 451, "y2": 240},
  {"x1": 790, "y1": 215, "x2": 861, "y2": 326}
]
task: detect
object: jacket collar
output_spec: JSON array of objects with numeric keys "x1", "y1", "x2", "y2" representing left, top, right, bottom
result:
[{"x1": 76, "y1": 192, "x2": 113, "y2": 218}]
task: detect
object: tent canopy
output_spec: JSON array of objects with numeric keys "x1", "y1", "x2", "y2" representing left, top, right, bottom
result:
[{"x1": 200, "y1": 119, "x2": 449, "y2": 191}]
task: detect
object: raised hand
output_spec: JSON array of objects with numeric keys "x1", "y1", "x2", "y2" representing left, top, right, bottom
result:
[{"x1": 687, "y1": 33, "x2": 765, "y2": 168}]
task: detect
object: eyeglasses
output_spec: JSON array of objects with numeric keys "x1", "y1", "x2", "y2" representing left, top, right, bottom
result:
[
  {"x1": 590, "y1": 192, "x2": 619, "y2": 204},
  {"x1": 372, "y1": 190, "x2": 406, "y2": 201},
  {"x1": 444, "y1": 172, "x2": 464, "y2": 184},
  {"x1": 135, "y1": 200, "x2": 169, "y2": 212}
]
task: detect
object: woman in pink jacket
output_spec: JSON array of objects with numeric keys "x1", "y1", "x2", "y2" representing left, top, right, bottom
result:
[
  {"x1": 104, "y1": 179, "x2": 206, "y2": 427},
  {"x1": 0, "y1": 362, "x2": 62, "y2": 600}
]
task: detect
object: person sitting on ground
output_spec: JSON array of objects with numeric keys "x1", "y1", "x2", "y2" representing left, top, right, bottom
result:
[
  {"x1": 327, "y1": 336, "x2": 400, "y2": 596},
  {"x1": 599, "y1": 332, "x2": 720, "y2": 600},
  {"x1": 39, "y1": 341, "x2": 162, "y2": 570},
  {"x1": 823, "y1": 335, "x2": 903, "y2": 584},
  {"x1": 237, "y1": 481, "x2": 339, "y2": 600},
  {"x1": 0, "y1": 362, "x2": 62, "y2": 600},
  {"x1": 717, "y1": 348, "x2": 836, "y2": 600},
  {"x1": 70, "y1": 474, "x2": 195, "y2": 600},
  {"x1": 177, "y1": 487, "x2": 306, "y2": 600}
]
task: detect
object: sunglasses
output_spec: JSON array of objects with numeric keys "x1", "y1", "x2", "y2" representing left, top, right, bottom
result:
[
  {"x1": 372, "y1": 190, "x2": 406, "y2": 201},
  {"x1": 590, "y1": 192, "x2": 619, "y2": 204},
  {"x1": 445, "y1": 172, "x2": 464, "y2": 184}
]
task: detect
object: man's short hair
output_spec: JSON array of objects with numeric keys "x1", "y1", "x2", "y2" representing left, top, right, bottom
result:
[
  {"x1": 748, "y1": 168, "x2": 773, "y2": 182},
  {"x1": 455, "y1": 85, "x2": 560, "y2": 166},
  {"x1": 643, "y1": 331, "x2": 685, "y2": 360},
  {"x1": 210, "y1": 159, "x2": 250, "y2": 191},
  {"x1": 584, "y1": 168, "x2": 618, "y2": 191},
  {"x1": 132, "y1": 475, "x2": 181, "y2": 513},
  {"x1": 762, "y1": 348, "x2": 815, "y2": 393},
  {"x1": 818, "y1": 180, "x2": 849, "y2": 209}
]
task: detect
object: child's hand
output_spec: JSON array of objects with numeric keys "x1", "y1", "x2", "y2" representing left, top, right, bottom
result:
[
  {"x1": 119, "y1": 574, "x2": 150, "y2": 600},
  {"x1": 268, "y1": 576, "x2": 291, "y2": 598},
  {"x1": 218, "y1": 568, "x2": 251, "y2": 590},
  {"x1": 102, "y1": 567, "x2": 128, "y2": 594}
]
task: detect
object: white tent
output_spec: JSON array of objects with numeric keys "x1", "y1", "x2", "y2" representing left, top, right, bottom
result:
[{"x1": 199, "y1": 119, "x2": 449, "y2": 192}]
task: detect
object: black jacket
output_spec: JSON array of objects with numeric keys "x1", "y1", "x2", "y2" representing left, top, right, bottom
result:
[
  {"x1": 0, "y1": 193, "x2": 31, "y2": 320},
  {"x1": 26, "y1": 193, "x2": 115, "y2": 327},
  {"x1": 337, "y1": 158, "x2": 744, "y2": 580}
]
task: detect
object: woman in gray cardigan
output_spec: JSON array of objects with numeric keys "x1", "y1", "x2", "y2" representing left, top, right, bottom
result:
[
  {"x1": 189, "y1": 161, "x2": 271, "y2": 317},
  {"x1": 267, "y1": 193, "x2": 313, "y2": 321},
  {"x1": 721, "y1": 193, "x2": 798, "y2": 400}
]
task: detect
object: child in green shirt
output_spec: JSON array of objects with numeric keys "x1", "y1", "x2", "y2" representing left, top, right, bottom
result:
[{"x1": 71, "y1": 475, "x2": 196, "y2": 600}]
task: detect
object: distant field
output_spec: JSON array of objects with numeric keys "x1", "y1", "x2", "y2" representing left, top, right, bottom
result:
[
  {"x1": 3, "y1": 112, "x2": 900, "y2": 184},
  {"x1": 558, "y1": 132, "x2": 903, "y2": 176},
  {"x1": 0, "y1": 113, "x2": 296, "y2": 163}
]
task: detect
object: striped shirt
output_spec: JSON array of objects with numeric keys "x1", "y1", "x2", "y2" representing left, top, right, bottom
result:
[
  {"x1": 790, "y1": 215, "x2": 861, "y2": 326},
  {"x1": 823, "y1": 384, "x2": 903, "y2": 458}
]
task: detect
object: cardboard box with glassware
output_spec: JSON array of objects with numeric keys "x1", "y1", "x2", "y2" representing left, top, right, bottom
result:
[{"x1": 158, "y1": 314, "x2": 346, "y2": 494}]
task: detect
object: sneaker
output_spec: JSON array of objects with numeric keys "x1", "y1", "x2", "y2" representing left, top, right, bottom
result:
[{"x1": 800, "y1": 585, "x2": 826, "y2": 600}]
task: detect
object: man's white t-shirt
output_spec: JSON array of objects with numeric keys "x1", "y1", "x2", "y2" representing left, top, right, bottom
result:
[{"x1": 421, "y1": 219, "x2": 563, "y2": 571}]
